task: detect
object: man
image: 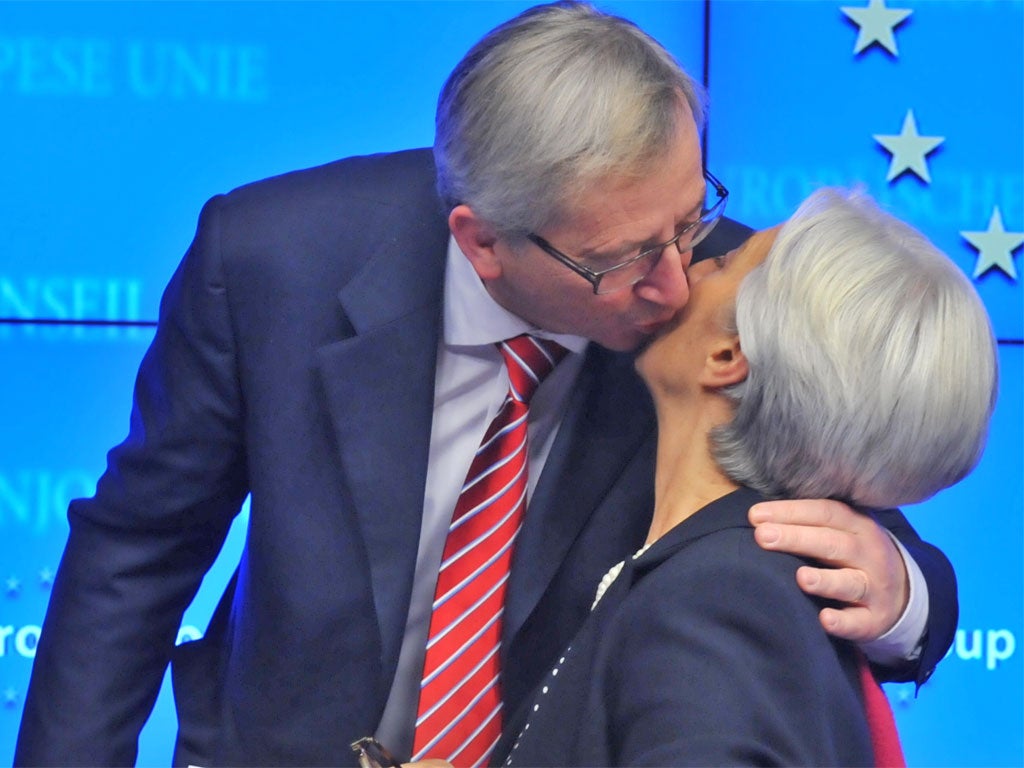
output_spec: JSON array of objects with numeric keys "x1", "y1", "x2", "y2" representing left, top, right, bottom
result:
[{"x1": 16, "y1": 3, "x2": 956, "y2": 766}]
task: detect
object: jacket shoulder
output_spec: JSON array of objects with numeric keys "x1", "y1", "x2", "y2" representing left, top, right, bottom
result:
[
  {"x1": 218, "y1": 147, "x2": 439, "y2": 215},
  {"x1": 693, "y1": 216, "x2": 754, "y2": 261}
]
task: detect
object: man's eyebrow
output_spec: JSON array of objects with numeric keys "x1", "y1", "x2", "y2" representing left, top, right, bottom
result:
[
  {"x1": 578, "y1": 240, "x2": 645, "y2": 261},
  {"x1": 684, "y1": 192, "x2": 705, "y2": 219},
  {"x1": 579, "y1": 187, "x2": 710, "y2": 259},
  {"x1": 673, "y1": 185, "x2": 708, "y2": 228},
  {"x1": 668, "y1": 192, "x2": 709, "y2": 234}
]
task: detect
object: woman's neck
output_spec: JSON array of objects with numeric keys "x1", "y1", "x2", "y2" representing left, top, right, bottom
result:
[{"x1": 646, "y1": 394, "x2": 739, "y2": 545}]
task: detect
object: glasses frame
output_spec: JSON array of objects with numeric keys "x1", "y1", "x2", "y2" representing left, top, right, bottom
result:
[{"x1": 526, "y1": 169, "x2": 729, "y2": 295}]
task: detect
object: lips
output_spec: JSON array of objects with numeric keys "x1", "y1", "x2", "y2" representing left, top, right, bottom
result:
[{"x1": 637, "y1": 315, "x2": 674, "y2": 335}]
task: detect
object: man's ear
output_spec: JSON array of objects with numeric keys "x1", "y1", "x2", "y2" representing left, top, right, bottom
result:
[
  {"x1": 698, "y1": 336, "x2": 748, "y2": 389},
  {"x1": 449, "y1": 204, "x2": 503, "y2": 280}
]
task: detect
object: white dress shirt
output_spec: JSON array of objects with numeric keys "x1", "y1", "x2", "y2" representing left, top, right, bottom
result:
[{"x1": 375, "y1": 236, "x2": 586, "y2": 757}]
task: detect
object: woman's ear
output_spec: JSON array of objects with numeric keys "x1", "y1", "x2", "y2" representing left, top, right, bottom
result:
[
  {"x1": 448, "y1": 204, "x2": 503, "y2": 280},
  {"x1": 698, "y1": 336, "x2": 748, "y2": 389}
]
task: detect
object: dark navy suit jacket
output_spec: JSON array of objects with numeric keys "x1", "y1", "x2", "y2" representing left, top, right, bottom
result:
[
  {"x1": 498, "y1": 487, "x2": 877, "y2": 767},
  {"x1": 15, "y1": 149, "x2": 956, "y2": 766}
]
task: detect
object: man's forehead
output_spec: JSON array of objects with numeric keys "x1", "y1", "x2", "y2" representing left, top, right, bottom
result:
[{"x1": 557, "y1": 168, "x2": 706, "y2": 244}]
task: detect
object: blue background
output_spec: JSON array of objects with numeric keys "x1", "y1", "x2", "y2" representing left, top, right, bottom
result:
[{"x1": 1, "y1": 1, "x2": 1020, "y2": 765}]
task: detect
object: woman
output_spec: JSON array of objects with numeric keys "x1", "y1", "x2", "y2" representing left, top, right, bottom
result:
[{"x1": 497, "y1": 188, "x2": 998, "y2": 766}]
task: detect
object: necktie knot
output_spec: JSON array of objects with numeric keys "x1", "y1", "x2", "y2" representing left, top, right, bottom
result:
[{"x1": 498, "y1": 335, "x2": 568, "y2": 405}]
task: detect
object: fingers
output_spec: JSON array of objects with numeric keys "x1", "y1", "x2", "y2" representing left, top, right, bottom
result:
[
  {"x1": 817, "y1": 606, "x2": 877, "y2": 642},
  {"x1": 750, "y1": 498, "x2": 890, "y2": 568},
  {"x1": 796, "y1": 565, "x2": 869, "y2": 604},
  {"x1": 749, "y1": 498, "x2": 865, "y2": 531},
  {"x1": 800, "y1": 566, "x2": 890, "y2": 642},
  {"x1": 751, "y1": 517, "x2": 859, "y2": 566},
  {"x1": 750, "y1": 499, "x2": 911, "y2": 643}
]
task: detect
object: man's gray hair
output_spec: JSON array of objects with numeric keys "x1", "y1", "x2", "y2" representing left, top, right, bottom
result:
[
  {"x1": 434, "y1": 0, "x2": 705, "y2": 235},
  {"x1": 712, "y1": 188, "x2": 998, "y2": 508}
]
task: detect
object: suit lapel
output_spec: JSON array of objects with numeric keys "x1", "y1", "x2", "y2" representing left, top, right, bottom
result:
[
  {"x1": 315, "y1": 200, "x2": 449, "y2": 675},
  {"x1": 503, "y1": 344, "x2": 657, "y2": 646}
]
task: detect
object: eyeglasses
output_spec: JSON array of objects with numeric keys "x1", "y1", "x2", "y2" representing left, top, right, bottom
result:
[{"x1": 527, "y1": 170, "x2": 728, "y2": 295}]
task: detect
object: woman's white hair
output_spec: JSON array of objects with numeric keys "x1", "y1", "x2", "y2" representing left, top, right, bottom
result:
[
  {"x1": 712, "y1": 188, "x2": 999, "y2": 508},
  {"x1": 433, "y1": 0, "x2": 705, "y2": 236}
]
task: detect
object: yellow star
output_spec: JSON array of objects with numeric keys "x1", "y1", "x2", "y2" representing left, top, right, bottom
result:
[
  {"x1": 962, "y1": 207, "x2": 1024, "y2": 280},
  {"x1": 873, "y1": 110, "x2": 945, "y2": 183},
  {"x1": 841, "y1": 0, "x2": 913, "y2": 56}
]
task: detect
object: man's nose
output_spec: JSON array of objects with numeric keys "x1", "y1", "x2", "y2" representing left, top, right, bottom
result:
[{"x1": 633, "y1": 241, "x2": 691, "y2": 307}]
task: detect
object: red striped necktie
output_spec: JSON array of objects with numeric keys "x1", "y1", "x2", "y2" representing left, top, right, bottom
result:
[{"x1": 411, "y1": 335, "x2": 568, "y2": 767}]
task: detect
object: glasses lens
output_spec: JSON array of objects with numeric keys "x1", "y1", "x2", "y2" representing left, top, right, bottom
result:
[
  {"x1": 564, "y1": 177, "x2": 727, "y2": 295},
  {"x1": 686, "y1": 214, "x2": 723, "y2": 252},
  {"x1": 594, "y1": 249, "x2": 661, "y2": 294},
  {"x1": 683, "y1": 192, "x2": 727, "y2": 253}
]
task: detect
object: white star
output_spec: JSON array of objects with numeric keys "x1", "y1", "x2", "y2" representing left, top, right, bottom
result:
[
  {"x1": 2, "y1": 687, "x2": 17, "y2": 708},
  {"x1": 38, "y1": 567, "x2": 54, "y2": 589},
  {"x1": 873, "y1": 110, "x2": 945, "y2": 183},
  {"x1": 961, "y1": 207, "x2": 1024, "y2": 280},
  {"x1": 841, "y1": 0, "x2": 913, "y2": 56},
  {"x1": 4, "y1": 576, "x2": 21, "y2": 597}
]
